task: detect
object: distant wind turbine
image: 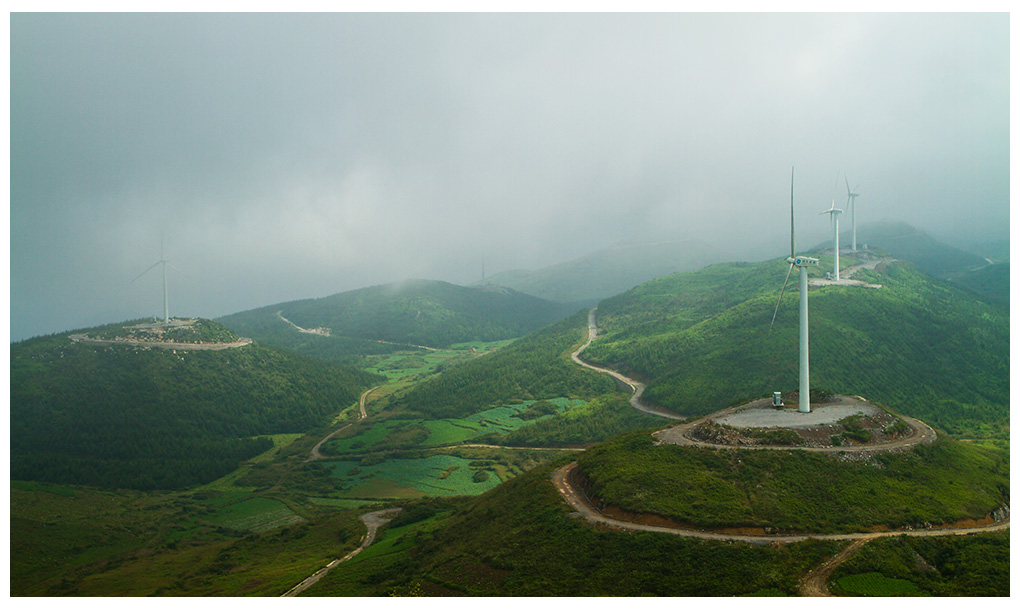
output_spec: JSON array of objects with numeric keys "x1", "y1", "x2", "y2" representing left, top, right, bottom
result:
[
  {"x1": 845, "y1": 176, "x2": 861, "y2": 251},
  {"x1": 820, "y1": 172, "x2": 844, "y2": 281},
  {"x1": 770, "y1": 167, "x2": 819, "y2": 413},
  {"x1": 132, "y1": 237, "x2": 180, "y2": 325}
]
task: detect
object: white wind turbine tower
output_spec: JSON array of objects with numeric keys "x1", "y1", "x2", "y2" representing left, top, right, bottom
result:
[
  {"x1": 770, "y1": 168, "x2": 819, "y2": 413},
  {"x1": 132, "y1": 237, "x2": 180, "y2": 325},
  {"x1": 820, "y1": 173, "x2": 844, "y2": 281},
  {"x1": 845, "y1": 176, "x2": 861, "y2": 251}
]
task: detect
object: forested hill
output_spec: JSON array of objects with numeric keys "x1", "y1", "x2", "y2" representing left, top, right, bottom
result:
[
  {"x1": 478, "y1": 238, "x2": 723, "y2": 304},
  {"x1": 218, "y1": 279, "x2": 576, "y2": 352},
  {"x1": 10, "y1": 321, "x2": 381, "y2": 490},
  {"x1": 582, "y1": 256, "x2": 1009, "y2": 438},
  {"x1": 845, "y1": 221, "x2": 988, "y2": 278}
]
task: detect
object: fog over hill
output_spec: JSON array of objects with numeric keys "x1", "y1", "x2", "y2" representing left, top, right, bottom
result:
[{"x1": 10, "y1": 13, "x2": 1008, "y2": 341}]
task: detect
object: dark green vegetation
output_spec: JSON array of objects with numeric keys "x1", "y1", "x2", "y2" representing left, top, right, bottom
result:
[
  {"x1": 10, "y1": 322, "x2": 380, "y2": 490},
  {"x1": 575, "y1": 432, "x2": 1008, "y2": 533},
  {"x1": 948, "y1": 261, "x2": 1009, "y2": 308},
  {"x1": 850, "y1": 221, "x2": 988, "y2": 278},
  {"x1": 480, "y1": 238, "x2": 722, "y2": 304},
  {"x1": 309, "y1": 460, "x2": 841, "y2": 596},
  {"x1": 10, "y1": 480, "x2": 367, "y2": 596},
  {"x1": 831, "y1": 531, "x2": 1009, "y2": 596},
  {"x1": 388, "y1": 309, "x2": 617, "y2": 419},
  {"x1": 583, "y1": 257, "x2": 1009, "y2": 439},
  {"x1": 217, "y1": 279, "x2": 577, "y2": 357}
]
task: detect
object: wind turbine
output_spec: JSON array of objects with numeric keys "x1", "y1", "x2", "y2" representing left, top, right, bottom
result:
[
  {"x1": 820, "y1": 173, "x2": 844, "y2": 281},
  {"x1": 770, "y1": 167, "x2": 819, "y2": 413},
  {"x1": 132, "y1": 237, "x2": 180, "y2": 325},
  {"x1": 845, "y1": 176, "x2": 861, "y2": 251}
]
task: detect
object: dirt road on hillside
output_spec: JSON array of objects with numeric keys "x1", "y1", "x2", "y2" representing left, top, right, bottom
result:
[
  {"x1": 307, "y1": 385, "x2": 379, "y2": 462},
  {"x1": 280, "y1": 508, "x2": 401, "y2": 597},
  {"x1": 799, "y1": 536, "x2": 877, "y2": 596},
  {"x1": 552, "y1": 462, "x2": 1010, "y2": 545},
  {"x1": 571, "y1": 308, "x2": 684, "y2": 420}
]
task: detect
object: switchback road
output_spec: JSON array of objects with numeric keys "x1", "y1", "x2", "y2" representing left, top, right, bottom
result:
[{"x1": 307, "y1": 385, "x2": 379, "y2": 462}]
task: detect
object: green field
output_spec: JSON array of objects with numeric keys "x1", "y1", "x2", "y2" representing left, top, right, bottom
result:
[
  {"x1": 324, "y1": 398, "x2": 587, "y2": 454},
  {"x1": 329, "y1": 454, "x2": 502, "y2": 498},
  {"x1": 834, "y1": 572, "x2": 922, "y2": 596},
  {"x1": 207, "y1": 497, "x2": 306, "y2": 533}
]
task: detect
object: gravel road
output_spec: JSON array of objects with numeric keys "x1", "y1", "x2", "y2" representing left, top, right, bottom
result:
[{"x1": 280, "y1": 508, "x2": 401, "y2": 597}]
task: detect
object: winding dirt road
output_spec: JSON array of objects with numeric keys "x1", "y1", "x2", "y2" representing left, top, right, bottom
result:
[
  {"x1": 307, "y1": 385, "x2": 379, "y2": 462},
  {"x1": 552, "y1": 462, "x2": 1010, "y2": 545},
  {"x1": 280, "y1": 508, "x2": 401, "y2": 597},
  {"x1": 571, "y1": 308, "x2": 684, "y2": 420}
]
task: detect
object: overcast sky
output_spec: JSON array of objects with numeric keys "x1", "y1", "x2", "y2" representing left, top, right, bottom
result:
[{"x1": 8, "y1": 12, "x2": 1010, "y2": 341}]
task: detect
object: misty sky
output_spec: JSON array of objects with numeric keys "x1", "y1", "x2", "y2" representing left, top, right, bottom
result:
[{"x1": 9, "y1": 12, "x2": 1010, "y2": 341}]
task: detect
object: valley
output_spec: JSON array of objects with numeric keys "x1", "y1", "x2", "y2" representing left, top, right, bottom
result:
[{"x1": 9, "y1": 236, "x2": 1009, "y2": 597}]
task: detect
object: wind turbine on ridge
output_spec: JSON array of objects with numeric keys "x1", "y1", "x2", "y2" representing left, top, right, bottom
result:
[
  {"x1": 770, "y1": 167, "x2": 819, "y2": 414},
  {"x1": 132, "y1": 236, "x2": 180, "y2": 325},
  {"x1": 845, "y1": 176, "x2": 861, "y2": 251},
  {"x1": 820, "y1": 172, "x2": 844, "y2": 281}
]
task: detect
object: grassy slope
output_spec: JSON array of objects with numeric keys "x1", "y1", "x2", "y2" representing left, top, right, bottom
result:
[
  {"x1": 850, "y1": 221, "x2": 988, "y2": 278},
  {"x1": 830, "y1": 531, "x2": 1010, "y2": 597},
  {"x1": 10, "y1": 481, "x2": 366, "y2": 596},
  {"x1": 310, "y1": 460, "x2": 841, "y2": 597},
  {"x1": 387, "y1": 309, "x2": 617, "y2": 419},
  {"x1": 10, "y1": 321, "x2": 381, "y2": 490},
  {"x1": 583, "y1": 258, "x2": 1009, "y2": 438},
  {"x1": 575, "y1": 432, "x2": 1009, "y2": 533},
  {"x1": 218, "y1": 279, "x2": 576, "y2": 352}
]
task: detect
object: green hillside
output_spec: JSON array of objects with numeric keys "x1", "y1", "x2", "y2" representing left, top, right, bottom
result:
[
  {"x1": 10, "y1": 320, "x2": 380, "y2": 490},
  {"x1": 217, "y1": 279, "x2": 577, "y2": 360},
  {"x1": 582, "y1": 257, "x2": 1009, "y2": 438},
  {"x1": 308, "y1": 459, "x2": 842, "y2": 596},
  {"x1": 479, "y1": 238, "x2": 723, "y2": 304},
  {"x1": 575, "y1": 432, "x2": 1009, "y2": 533},
  {"x1": 948, "y1": 261, "x2": 1009, "y2": 308},
  {"x1": 388, "y1": 310, "x2": 614, "y2": 419},
  {"x1": 848, "y1": 221, "x2": 988, "y2": 278}
]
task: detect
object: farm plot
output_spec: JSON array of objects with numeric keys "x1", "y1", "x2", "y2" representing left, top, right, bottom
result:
[
  {"x1": 329, "y1": 455, "x2": 501, "y2": 498},
  {"x1": 325, "y1": 398, "x2": 587, "y2": 452},
  {"x1": 833, "y1": 572, "x2": 921, "y2": 596},
  {"x1": 207, "y1": 497, "x2": 306, "y2": 533}
]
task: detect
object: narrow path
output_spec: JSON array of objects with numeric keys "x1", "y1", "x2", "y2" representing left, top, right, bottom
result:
[
  {"x1": 571, "y1": 308, "x2": 684, "y2": 420},
  {"x1": 280, "y1": 508, "x2": 401, "y2": 597},
  {"x1": 799, "y1": 535, "x2": 876, "y2": 596},
  {"x1": 307, "y1": 385, "x2": 379, "y2": 462}
]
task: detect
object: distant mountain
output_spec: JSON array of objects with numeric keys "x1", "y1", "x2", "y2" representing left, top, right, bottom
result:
[
  {"x1": 838, "y1": 221, "x2": 988, "y2": 278},
  {"x1": 217, "y1": 279, "x2": 578, "y2": 360},
  {"x1": 478, "y1": 238, "x2": 724, "y2": 304},
  {"x1": 10, "y1": 319, "x2": 379, "y2": 490}
]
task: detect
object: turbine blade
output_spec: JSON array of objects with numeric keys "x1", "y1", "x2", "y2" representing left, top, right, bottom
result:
[
  {"x1": 132, "y1": 260, "x2": 162, "y2": 283},
  {"x1": 769, "y1": 262, "x2": 796, "y2": 335},
  {"x1": 845, "y1": 175, "x2": 852, "y2": 195},
  {"x1": 165, "y1": 262, "x2": 188, "y2": 278},
  {"x1": 790, "y1": 167, "x2": 795, "y2": 257}
]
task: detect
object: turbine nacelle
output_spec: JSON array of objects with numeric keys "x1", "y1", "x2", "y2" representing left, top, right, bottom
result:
[{"x1": 788, "y1": 256, "x2": 819, "y2": 267}]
